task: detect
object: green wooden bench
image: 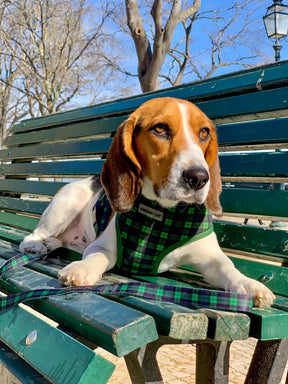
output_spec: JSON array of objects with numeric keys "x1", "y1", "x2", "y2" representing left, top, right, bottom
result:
[{"x1": 0, "y1": 59, "x2": 287, "y2": 384}]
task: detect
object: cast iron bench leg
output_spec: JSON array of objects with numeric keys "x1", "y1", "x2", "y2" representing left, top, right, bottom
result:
[
  {"x1": 245, "y1": 338, "x2": 288, "y2": 384},
  {"x1": 124, "y1": 338, "x2": 164, "y2": 384},
  {"x1": 196, "y1": 341, "x2": 231, "y2": 384},
  {"x1": 125, "y1": 338, "x2": 232, "y2": 384}
]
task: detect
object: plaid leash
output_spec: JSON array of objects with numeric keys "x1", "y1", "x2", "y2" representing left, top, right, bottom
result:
[{"x1": 0, "y1": 252, "x2": 254, "y2": 312}]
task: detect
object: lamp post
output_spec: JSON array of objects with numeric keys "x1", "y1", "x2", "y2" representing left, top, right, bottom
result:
[{"x1": 263, "y1": 0, "x2": 288, "y2": 61}]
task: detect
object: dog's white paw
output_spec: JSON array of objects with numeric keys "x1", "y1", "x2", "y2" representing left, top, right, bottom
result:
[
  {"x1": 43, "y1": 237, "x2": 62, "y2": 251},
  {"x1": 228, "y1": 277, "x2": 275, "y2": 308},
  {"x1": 19, "y1": 240, "x2": 47, "y2": 255},
  {"x1": 58, "y1": 260, "x2": 103, "y2": 286}
]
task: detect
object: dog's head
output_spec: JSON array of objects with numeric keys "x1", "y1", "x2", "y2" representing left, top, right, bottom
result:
[{"x1": 101, "y1": 97, "x2": 222, "y2": 215}]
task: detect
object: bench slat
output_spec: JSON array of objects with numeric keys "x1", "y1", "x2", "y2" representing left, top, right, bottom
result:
[
  {"x1": 230, "y1": 257, "x2": 288, "y2": 297},
  {"x1": 116, "y1": 296, "x2": 209, "y2": 340},
  {"x1": 0, "y1": 212, "x2": 38, "y2": 232},
  {"x1": 221, "y1": 188, "x2": 288, "y2": 218},
  {"x1": 0, "y1": 160, "x2": 104, "y2": 177},
  {"x1": 214, "y1": 222, "x2": 288, "y2": 261},
  {"x1": 0, "y1": 297, "x2": 115, "y2": 384},
  {"x1": 220, "y1": 151, "x2": 288, "y2": 178},
  {"x1": 0, "y1": 196, "x2": 48, "y2": 215},
  {"x1": 0, "y1": 224, "x2": 30, "y2": 244},
  {"x1": 198, "y1": 86, "x2": 288, "y2": 120},
  {"x1": 129, "y1": 275, "x2": 250, "y2": 341},
  {"x1": 97, "y1": 273, "x2": 209, "y2": 340},
  {"x1": 11, "y1": 60, "x2": 288, "y2": 132},
  {"x1": 0, "y1": 256, "x2": 158, "y2": 357},
  {"x1": 218, "y1": 117, "x2": 288, "y2": 147},
  {"x1": 142, "y1": 270, "x2": 288, "y2": 340},
  {"x1": 0, "y1": 138, "x2": 112, "y2": 161},
  {"x1": 5, "y1": 116, "x2": 123, "y2": 147},
  {"x1": 0, "y1": 179, "x2": 64, "y2": 196},
  {"x1": 0, "y1": 341, "x2": 50, "y2": 384},
  {"x1": 5, "y1": 115, "x2": 288, "y2": 154},
  {"x1": 248, "y1": 307, "x2": 288, "y2": 340}
]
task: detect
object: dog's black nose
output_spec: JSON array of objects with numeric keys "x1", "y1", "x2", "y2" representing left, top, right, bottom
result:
[{"x1": 183, "y1": 168, "x2": 209, "y2": 191}]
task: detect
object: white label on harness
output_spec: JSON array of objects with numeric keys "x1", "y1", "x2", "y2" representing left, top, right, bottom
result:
[{"x1": 138, "y1": 204, "x2": 164, "y2": 221}]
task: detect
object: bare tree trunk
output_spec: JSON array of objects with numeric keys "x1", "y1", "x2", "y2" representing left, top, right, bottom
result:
[{"x1": 125, "y1": 0, "x2": 201, "y2": 92}]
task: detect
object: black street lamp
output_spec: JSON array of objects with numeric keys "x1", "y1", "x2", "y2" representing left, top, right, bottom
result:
[{"x1": 263, "y1": 0, "x2": 288, "y2": 61}]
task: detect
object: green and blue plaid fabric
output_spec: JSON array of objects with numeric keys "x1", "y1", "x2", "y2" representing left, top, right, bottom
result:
[
  {"x1": 0, "y1": 280, "x2": 253, "y2": 312},
  {"x1": 0, "y1": 251, "x2": 253, "y2": 312},
  {"x1": 115, "y1": 195, "x2": 213, "y2": 276},
  {"x1": 94, "y1": 192, "x2": 113, "y2": 236}
]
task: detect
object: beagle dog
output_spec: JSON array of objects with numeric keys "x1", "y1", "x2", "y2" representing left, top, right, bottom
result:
[{"x1": 19, "y1": 97, "x2": 274, "y2": 307}]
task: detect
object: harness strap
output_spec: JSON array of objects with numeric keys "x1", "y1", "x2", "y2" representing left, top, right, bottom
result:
[{"x1": 0, "y1": 253, "x2": 253, "y2": 312}]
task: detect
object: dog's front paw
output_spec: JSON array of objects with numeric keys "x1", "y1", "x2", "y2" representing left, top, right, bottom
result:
[
  {"x1": 43, "y1": 237, "x2": 62, "y2": 251},
  {"x1": 229, "y1": 277, "x2": 275, "y2": 308},
  {"x1": 19, "y1": 240, "x2": 47, "y2": 255},
  {"x1": 58, "y1": 260, "x2": 103, "y2": 286}
]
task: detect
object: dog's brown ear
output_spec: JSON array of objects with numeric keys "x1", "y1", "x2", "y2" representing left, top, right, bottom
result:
[
  {"x1": 204, "y1": 127, "x2": 223, "y2": 216},
  {"x1": 101, "y1": 117, "x2": 143, "y2": 212}
]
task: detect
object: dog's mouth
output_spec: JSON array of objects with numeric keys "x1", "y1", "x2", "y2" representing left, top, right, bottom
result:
[
  {"x1": 154, "y1": 184, "x2": 207, "y2": 205},
  {"x1": 142, "y1": 177, "x2": 209, "y2": 207}
]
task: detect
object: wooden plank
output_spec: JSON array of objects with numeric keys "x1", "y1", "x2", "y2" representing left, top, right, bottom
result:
[
  {"x1": 109, "y1": 275, "x2": 208, "y2": 340},
  {"x1": 0, "y1": 196, "x2": 48, "y2": 215},
  {"x1": 214, "y1": 221, "x2": 288, "y2": 262},
  {"x1": 11, "y1": 84, "x2": 288, "y2": 136},
  {"x1": 4, "y1": 144, "x2": 288, "y2": 177},
  {"x1": 217, "y1": 117, "x2": 288, "y2": 147},
  {"x1": 197, "y1": 308, "x2": 250, "y2": 341},
  {"x1": 0, "y1": 224, "x2": 30, "y2": 244},
  {"x1": 220, "y1": 188, "x2": 288, "y2": 218},
  {"x1": 220, "y1": 151, "x2": 288, "y2": 178},
  {"x1": 5, "y1": 116, "x2": 124, "y2": 147},
  {"x1": 11, "y1": 60, "x2": 288, "y2": 132},
  {"x1": 116, "y1": 296, "x2": 208, "y2": 340},
  {"x1": 6, "y1": 114, "x2": 288, "y2": 151},
  {"x1": 0, "y1": 179, "x2": 65, "y2": 196},
  {"x1": 0, "y1": 212, "x2": 38, "y2": 232},
  {"x1": 229, "y1": 258, "x2": 288, "y2": 297},
  {"x1": 0, "y1": 138, "x2": 113, "y2": 161},
  {"x1": 0, "y1": 298, "x2": 115, "y2": 384},
  {"x1": 171, "y1": 265, "x2": 288, "y2": 340},
  {"x1": 198, "y1": 86, "x2": 288, "y2": 120},
  {"x1": 0, "y1": 160, "x2": 104, "y2": 177},
  {"x1": 0, "y1": 341, "x2": 50, "y2": 384},
  {"x1": 132, "y1": 275, "x2": 250, "y2": 341},
  {"x1": 248, "y1": 307, "x2": 288, "y2": 340},
  {"x1": 0, "y1": 258, "x2": 158, "y2": 357}
]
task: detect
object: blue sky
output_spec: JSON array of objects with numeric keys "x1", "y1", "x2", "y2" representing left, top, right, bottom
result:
[
  {"x1": 82, "y1": 0, "x2": 288, "y2": 103},
  {"x1": 113, "y1": 0, "x2": 288, "y2": 94}
]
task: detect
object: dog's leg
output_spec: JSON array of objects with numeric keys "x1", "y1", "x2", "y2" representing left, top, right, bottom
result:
[
  {"x1": 58, "y1": 215, "x2": 117, "y2": 286},
  {"x1": 160, "y1": 231, "x2": 275, "y2": 308},
  {"x1": 19, "y1": 178, "x2": 95, "y2": 254}
]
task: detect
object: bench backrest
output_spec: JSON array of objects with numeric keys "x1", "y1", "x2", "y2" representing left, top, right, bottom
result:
[{"x1": 0, "y1": 59, "x2": 287, "y2": 263}]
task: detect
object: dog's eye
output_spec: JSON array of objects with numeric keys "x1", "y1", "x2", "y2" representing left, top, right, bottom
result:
[
  {"x1": 151, "y1": 124, "x2": 170, "y2": 138},
  {"x1": 199, "y1": 127, "x2": 210, "y2": 140}
]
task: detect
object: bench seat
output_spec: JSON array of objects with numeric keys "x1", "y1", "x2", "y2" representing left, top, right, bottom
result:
[{"x1": 0, "y1": 59, "x2": 287, "y2": 383}]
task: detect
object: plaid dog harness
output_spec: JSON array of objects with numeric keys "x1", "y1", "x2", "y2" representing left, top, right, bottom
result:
[
  {"x1": 95, "y1": 193, "x2": 213, "y2": 276},
  {"x1": 115, "y1": 196, "x2": 213, "y2": 275}
]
